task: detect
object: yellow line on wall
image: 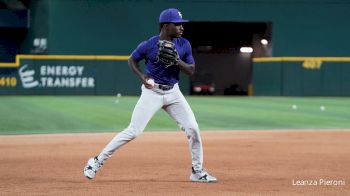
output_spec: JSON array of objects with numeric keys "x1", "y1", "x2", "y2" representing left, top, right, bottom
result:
[
  {"x1": 253, "y1": 57, "x2": 350, "y2": 62},
  {"x1": 0, "y1": 55, "x2": 130, "y2": 68},
  {"x1": 2, "y1": 55, "x2": 350, "y2": 68}
]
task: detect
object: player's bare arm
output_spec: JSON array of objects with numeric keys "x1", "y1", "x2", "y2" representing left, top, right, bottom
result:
[
  {"x1": 178, "y1": 61, "x2": 195, "y2": 76},
  {"x1": 128, "y1": 57, "x2": 153, "y2": 89}
]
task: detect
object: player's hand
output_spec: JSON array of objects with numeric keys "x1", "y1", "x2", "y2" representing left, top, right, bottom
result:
[
  {"x1": 142, "y1": 76, "x2": 155, "y2": 89},
  {"x1": 156, "y1": 40, "x2": 179, "y2": 68}
]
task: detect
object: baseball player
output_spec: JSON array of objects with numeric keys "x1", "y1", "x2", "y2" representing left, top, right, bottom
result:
[{"x1": 84, "y1": 8, "x2": 217, "y2": 183}]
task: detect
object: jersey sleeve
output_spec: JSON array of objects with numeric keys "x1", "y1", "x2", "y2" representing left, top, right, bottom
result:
[
  {"x1": 182, "y1": 40, "x2": 195, "y2": 65},
  {"x1": 130, "y1": 41, "x2": 148, "y2": 62}
]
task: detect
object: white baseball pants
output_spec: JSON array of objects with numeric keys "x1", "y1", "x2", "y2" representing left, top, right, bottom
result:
[{"x1": 97, "y1": 83, "x2": 203, "y2": 171}]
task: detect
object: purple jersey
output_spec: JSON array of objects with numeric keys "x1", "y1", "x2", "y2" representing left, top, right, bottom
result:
[{"x1": 131, "y1": 35, "x2": 195, "y2": 85}]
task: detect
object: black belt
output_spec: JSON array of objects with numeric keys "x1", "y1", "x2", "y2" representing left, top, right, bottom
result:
[{"x1": 157, "y1": 84, "x2": 174, "y2": 91}]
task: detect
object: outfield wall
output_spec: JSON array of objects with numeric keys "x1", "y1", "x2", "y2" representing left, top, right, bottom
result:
[
  {"x1": 0, "y1": 55, "x2": 190, "y2": 95},
  {"x1": 253, "y1": 57, "x2": 350, "y2": 96},
  {"x1": 2, "y1": 55, "x2": 349, "y2": 96}
]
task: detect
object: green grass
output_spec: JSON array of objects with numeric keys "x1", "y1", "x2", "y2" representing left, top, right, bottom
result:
[{"x1": 0, "y1": 96, "x2": 349, "y2": 134}]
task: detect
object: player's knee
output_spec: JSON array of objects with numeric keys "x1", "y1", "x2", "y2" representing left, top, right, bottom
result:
[
  {"x1": 187, "y1": 122, "x2": 200, "y2": 133},
  {"x1": 180, "y1": 119, "x2": 199, "y2": 131},
  {"x1": 123, "y1": 126, "x2": 143, "y2": 139},
  {"x1": 184, "y1": 123, "x2": 200, "y2": 139}
]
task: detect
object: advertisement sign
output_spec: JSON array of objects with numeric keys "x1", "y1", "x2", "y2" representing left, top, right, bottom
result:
[
  {"x1": 0, "y1": 55, "x2": 131, "y2": 95},
  {"x1": 18, "y1": 64, "x2": 95, "y2": 89}
]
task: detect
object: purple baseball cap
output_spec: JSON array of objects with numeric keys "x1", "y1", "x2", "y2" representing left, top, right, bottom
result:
[{"x1": 159, "y1": 8, "x2": 189, "y2": 23}]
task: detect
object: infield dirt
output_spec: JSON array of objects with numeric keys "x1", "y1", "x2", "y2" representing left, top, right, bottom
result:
[{"x1": 0, "y1": 130, "x2": 349, "y2": 195}]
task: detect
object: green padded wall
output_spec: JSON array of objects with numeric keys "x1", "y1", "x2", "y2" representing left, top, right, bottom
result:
[{"x1": 253, "y1": 60, "x2": 350, "y2": 96}]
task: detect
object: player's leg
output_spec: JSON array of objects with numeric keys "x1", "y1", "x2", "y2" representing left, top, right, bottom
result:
[
  {"x1": 84, "y1": 86, "x2": 163, "y2": 179},
  {"x1": 163, "y1": 90, "x2": 203, "y2": 170},
  {"x1": 163, "y1": 85, "x2": 217, "y2": 182},
  {"x1": 98, "y1": 86, "x2": 163, "y2": 162}
]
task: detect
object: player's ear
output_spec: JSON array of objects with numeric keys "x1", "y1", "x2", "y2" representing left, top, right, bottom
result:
[
  {"x1": 160, "y1": 23, "x2": 168, "y2": 31},
  {"x1": 165, "y1": 23, "x2": 173, "y2": 29}
]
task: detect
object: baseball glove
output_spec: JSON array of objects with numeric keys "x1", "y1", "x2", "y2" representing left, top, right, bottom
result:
[{"x1": 156, "y1": 40, "x2": 179, "y2": 67}]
